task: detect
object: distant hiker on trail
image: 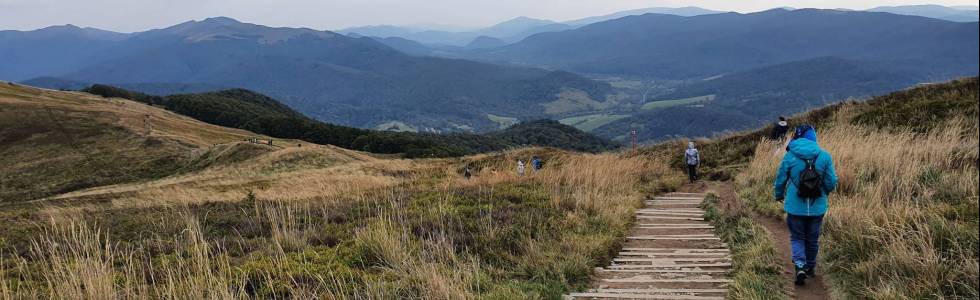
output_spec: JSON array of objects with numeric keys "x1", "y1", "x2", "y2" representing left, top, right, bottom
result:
[
  {"x1": 684, "y1": 142, "x2": 700, "y2": 183},
  {"x1": 531, "y1": 156, "x2": 543, "y2": 171},
  {"x1": 774, "y1": 124, "x2": 838, "y2": 286},
  {"x1": 770, "y1": 116, "x2": 790, "y2": 140},
  {"x1": 464, "y1": 165, "x2": 473, "y2": 180},
  {"x1": 517, "y1": 160, "x2": 526, "y2": 176}
]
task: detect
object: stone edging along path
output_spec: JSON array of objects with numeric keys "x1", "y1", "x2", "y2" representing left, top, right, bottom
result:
[{"x1": 565, "y1": 192, "x2": 732, "y2": 300}]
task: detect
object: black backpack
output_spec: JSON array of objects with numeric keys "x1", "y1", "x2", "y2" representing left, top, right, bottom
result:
[{"x1": 796, "y1": 154, "x2": 823, "y2": 199}]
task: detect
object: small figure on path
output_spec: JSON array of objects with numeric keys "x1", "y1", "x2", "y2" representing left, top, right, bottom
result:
[
  {"x1": 770, "y1": 116, "x2": 790, "y2": 140},
  {"x1": 517, "y1": 159, "x2": 526, "y2": 176},
  {"x1": 531, "y1": 156, "x2": 543, "y2": 171},
  {"x1": 774, "y1": 124, "x2": 838, "y2": 286},
  {"x1": 684, "y1": 141, "x2": 700, "y2": 183},
  {"x1": 463, "y1": 165, "x2": 473, "y2": 180}
]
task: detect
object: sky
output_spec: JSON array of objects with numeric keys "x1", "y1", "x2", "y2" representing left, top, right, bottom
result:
[{"x1": 1, "y1": 0, "x2": 977, "y2": 32}]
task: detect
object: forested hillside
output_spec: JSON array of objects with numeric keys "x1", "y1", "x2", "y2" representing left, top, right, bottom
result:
[
  {"x1": 81, "y1": 84, "x2": 619, "y2": 157},
  {"x1": 594, "y1": 57, "x2": 926, "y2": 141}
]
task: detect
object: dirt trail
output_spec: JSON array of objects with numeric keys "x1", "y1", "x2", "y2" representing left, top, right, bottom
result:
[{"x1": 702, "y1": 182, "x2": 830, "y2": 300}]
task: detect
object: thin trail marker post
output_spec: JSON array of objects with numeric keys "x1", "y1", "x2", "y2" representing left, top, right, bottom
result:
[{"x1": 631, "y1": 129, "x2": 637, "y2": 156}]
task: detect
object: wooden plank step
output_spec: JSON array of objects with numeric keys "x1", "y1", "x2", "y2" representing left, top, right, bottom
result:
[
  {"x1": 631, "y1": 234, "x2": 716, "y2": 237},
  {"x1": 635, "y1": 216, "x2": 705, "y2": 221},
  {"x1": 651, "y1": 197, "x2": 704, "y2": 200},
  {"x1": 667, "y1": 193, "x2": 707, "y2": 196},
  {"x1": 619, "y1": 252, "x2": 729, "y2": 257},
  {"x1": 636, "y1": 214, "x2": 704, "y2": 218},
  {"x1": 648, "y1": 198, "x2": 703, "y2": 201},
  {"x1": 636, "y1": 227, "x2": 714, "y2": 230},
  {"x1": 627, "y1": 236, "x2": 719, "y2": 240},
  {"x1": 568, "y1": 292, "x2": 723, "y2": 300},
  {"x1": 606, "y1": 263, "x2": 732, "y2": 269},
  {"x1": 621, "y1": 248, "x2": 729, "y2": 252},
  {"x1": 636, "y1": 213, "x2": 707, "y2": 217},
  {"x1": 613, "y1": 258, "x2": 730, "y2": 263},
  {"x1": 636, "y1": 223, "x2": 711, "y2": 226},
  {"x1": 598, "y1": 269, "x2": 727, "y2": 274},
  {"x1": 601, "y1": 278, "x2": 733, "y2": 283},
  {"x1": 590, "y1": 288, "x2": 727, "y2": 294},
  {"x1": 636, "y1": 211, "x2": 704, "y2": 216},
  {"x1": 637, "y1": 209, "x2": 706, "y2": 212}
]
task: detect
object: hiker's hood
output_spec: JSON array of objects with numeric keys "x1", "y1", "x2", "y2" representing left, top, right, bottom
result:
[
  {"x1": 788, "y1": 138, "x2": 822, "y2": 160},
  {"x1": 688, "y1": 142, "x2": 696, "y2": 149}
]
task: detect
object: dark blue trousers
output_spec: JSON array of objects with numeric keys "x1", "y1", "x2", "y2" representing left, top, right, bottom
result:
[{"x1": 786, "y1": 213, "x2": 824, "y2": 269}]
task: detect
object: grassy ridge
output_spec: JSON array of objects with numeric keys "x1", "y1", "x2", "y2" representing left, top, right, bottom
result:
[{"x1": 0, "y1": 82, "x2": 276, "y2": 202}]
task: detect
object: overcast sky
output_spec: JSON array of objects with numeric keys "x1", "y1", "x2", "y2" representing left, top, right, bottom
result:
[{"x1": 1, "y1": 0, "x2": 977, "y2": 32}]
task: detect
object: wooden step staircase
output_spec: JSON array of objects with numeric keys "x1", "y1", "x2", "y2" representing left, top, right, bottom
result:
[{"x1": 566, "y1": 192, "x2": 731, "y2": 300}]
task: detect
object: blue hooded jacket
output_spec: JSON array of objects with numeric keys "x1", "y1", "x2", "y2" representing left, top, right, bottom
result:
[{"x1": 774, "y1": 136, "x2": 838, "y2": 216}]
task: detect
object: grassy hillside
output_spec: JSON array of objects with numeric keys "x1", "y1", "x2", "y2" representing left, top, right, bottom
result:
[
  {"x1": 80, "y1": 84, "x2": 619, "y2": 157},
  {"x1": 0, "y1": 82, "x2": 295, "y2": 203},
  {"x1": 0, "y1": 82, "x2": 677, "y2": 298},
  {"x1": 702, "y1": 77, "x2": 977, "y2": 298},
  {"x1": 0, "y1": 145, "x2": 683, "y2": 298}
]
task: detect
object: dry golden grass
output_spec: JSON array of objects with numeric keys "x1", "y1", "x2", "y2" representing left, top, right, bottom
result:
[
  {"x1": 1, "y1": 82, "x2": 328, "y2": 202},
  {"x1": 46, "y1": 144, "x2": 420, "y2": 208},
  {"x1": 0, "y1": 215, "x2": 246, "y2": 300},
  {"x1": 3, "y1": 84, "x2": 687, "y2": 298},
  {"x1": 0, "y1": 83, "x2": 265, "y2": 148},
  {"x1": 2, "y1": 146, "x2": 683, "y2": 299},
  {"x1": 736, "y1": 106, "x2": 979, "y2": 298}
]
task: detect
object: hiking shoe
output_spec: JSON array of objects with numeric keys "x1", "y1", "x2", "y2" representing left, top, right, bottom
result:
[
  {"x1": 795, "y1": 269, "x2": 807, "y2": 285},
  {"x1": 804, "y1": 267, "x2": 816, "y2": 277}
]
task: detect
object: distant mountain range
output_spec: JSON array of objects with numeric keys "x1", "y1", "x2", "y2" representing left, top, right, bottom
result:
[
  {"x1": 339, "y1": 16, "x2": 573, "y2": 47},
  {"x1": 869, "y1": 4, "x2": 978, "y2": 22},
  {"x1": 3, "y1": 6, "x2": 978, "y2": 142},
  {"x1": 4, "y1": 17, "x2": 610, "y2": 132},
  {"x1": 564, "y1": 6, "x2": 724, "y2": 26},
  {"x1": 338, "y1": 5, "x2": 976, "y2": 49},
  {"x1": 469, "y1": 8, "x2": 977, "y2": 79},
  {"x1": 338, "y1": 7, "x2": 725, "y2": 47}
]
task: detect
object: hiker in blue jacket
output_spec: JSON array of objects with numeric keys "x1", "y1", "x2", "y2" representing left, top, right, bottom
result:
[{"x1": 774, "y1": 124, "x2": 838, "y2": 286}]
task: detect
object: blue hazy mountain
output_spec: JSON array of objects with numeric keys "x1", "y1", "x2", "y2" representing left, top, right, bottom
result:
[
  {"x1": 339, "y1": 16, "x2": 568, "y2": 46},
  {"x1": 0, "y1": 25, "x2": 129, "y2": 81},
  {"x1": 6, "y1": 17, "x2": 610, "y2": 132},
  {"x1": 465, "y1": 36, "x2": 508, "y2": 49},
  {"x1": 338, "y1": 7, "x2": 723, "y2": 48},
  {"x1": 868, "y1": 4, "x2": 979, "y2": 22},
  {"x1": 473, "y1": 8, "x2": 978, "y2": 79},
  {"x1": 564, "y1": 6, "x2": 724, "y2": 27}
]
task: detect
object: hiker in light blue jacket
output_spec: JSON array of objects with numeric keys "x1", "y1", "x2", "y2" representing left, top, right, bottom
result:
[{"x1": 774, "y1": 124, "x2": 838, "y2": 286}]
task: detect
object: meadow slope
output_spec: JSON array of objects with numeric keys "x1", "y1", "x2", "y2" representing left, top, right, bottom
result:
[{"x1": 0, "y1": 82, "x2": 687, "y2": 298}]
